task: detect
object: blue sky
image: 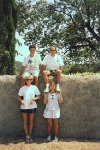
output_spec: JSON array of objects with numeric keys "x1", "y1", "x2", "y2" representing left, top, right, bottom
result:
[{"x1": 15, "y1": 33, "x2": 29, "y2": 62}]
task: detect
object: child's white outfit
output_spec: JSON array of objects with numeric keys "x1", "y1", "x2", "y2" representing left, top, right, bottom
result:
[
  {"x1": 43, "y1": 92, "x2": 60, "y2": 119},
  {"x1": 22, "y1": 53, "x2": 41, "y2": 77}
]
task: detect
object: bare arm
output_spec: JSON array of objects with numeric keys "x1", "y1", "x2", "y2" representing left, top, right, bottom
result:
[
  {"x1": 43, "y1": 93, "x2": 48, "y2": 104},
  {"x1": 39, "y1": 64, "x2": 42, "y2": 76},
  {"x1": 29, "y1": 94, "x2": 41, "y2": 105},
  {"x1": 42, "y1": 64, "x2": 46, "y2": 72},
  {"x1": 18, "y1": 95, "x2": 25, "y2": 106},
  {"x1": 18, "y1": 66, "x2": 25, "y2": 77},
  {"x1": 58, "y1": 91, "x2": 63, "y2": 104},
  {"x1": 34, "y1": 94, "x2": 41, "y2": 100}
]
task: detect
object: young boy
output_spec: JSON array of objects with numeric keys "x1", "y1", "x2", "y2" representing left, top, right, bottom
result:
[{"x1": 18, "y1": 44, "x2": 42, "y2": 87}]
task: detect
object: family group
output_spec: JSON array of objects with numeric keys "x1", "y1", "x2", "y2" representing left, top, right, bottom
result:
[{"x1": 17, "y1": 44, "x2": 64, "y2": 143}]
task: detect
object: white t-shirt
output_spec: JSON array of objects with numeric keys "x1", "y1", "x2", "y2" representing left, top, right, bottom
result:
[
  {"x1": 18, "y1": 85, "x2": 41, "y2": 109},
  {"x1": 42, "y1": 54, "x2": 64, "y2": 70},
  {"x1": 22, "y1": 53, "x2": 41, "y2": 71},
  {"x1": 45, "y1": 93, "x2": 60, "y2": 110}
]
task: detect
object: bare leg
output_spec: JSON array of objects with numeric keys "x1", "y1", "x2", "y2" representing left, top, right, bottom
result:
[
  {"x1": 54, "y1": 118, "x2": 58, "y2": 137},
  {"x1": 55, "y1": 70, "x2": 61, "y2": 84},
  {"x1": 34, "y1": 76, "x2": 38, "y2": 87},
  {"x1": 42, "y1": 70, "x2": 50, "y2": 84},
  {"x1": 47, "y1": 118, "x2": 52, "y2": 135},
  {"x1": 22, "y1": 113, "x2": 29, "y2": 136},
  {"x1": 29, "y1": 113, "x2": 35, "y2": 136}
]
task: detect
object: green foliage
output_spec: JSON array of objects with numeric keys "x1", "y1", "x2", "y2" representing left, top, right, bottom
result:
[
  {"x1": 0, "y1": 0, "x2": 18, "y2": 74},
  {"x1": 17, "y1": 0, "x2": 100, "y2": 65},
  {"x1": 62, "y1": 62, "x2": 100, "y2": 75}
]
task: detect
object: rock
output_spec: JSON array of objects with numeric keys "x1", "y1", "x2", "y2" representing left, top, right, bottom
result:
[{"x1": 0, "y1": 74, "x2": 100, "y2": 139}]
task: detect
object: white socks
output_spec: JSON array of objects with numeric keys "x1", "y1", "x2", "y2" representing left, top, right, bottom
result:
[
  {"x1": 46, "y1": 84, "x2": 49, "y2": 88},
  {"x1": 56, "y1": 84, "x2": 60, "y2": 88}
]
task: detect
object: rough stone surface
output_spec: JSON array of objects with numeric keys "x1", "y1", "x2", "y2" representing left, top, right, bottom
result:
[{"x1": 0, "y1": 74, "x2": 100, "y2": 139}]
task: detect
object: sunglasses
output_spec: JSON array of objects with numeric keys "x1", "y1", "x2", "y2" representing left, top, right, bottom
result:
[
  {"x1": 51, "y1": 95, "x2": 54, "y2": 99},
  {"x1": 50, "y1": 50, "x2": 56, "y2": 51},
  {"x1": 26, "y1": 79, "x2": 32, "y2": 81}
]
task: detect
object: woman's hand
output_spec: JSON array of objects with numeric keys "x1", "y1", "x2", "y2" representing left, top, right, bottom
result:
[
  {"x1": 30, "y1": 99, "x2": 34, "y2": 105},
  {"x1": 21, "y1": 100, "x2": 25, "y2": 106}
]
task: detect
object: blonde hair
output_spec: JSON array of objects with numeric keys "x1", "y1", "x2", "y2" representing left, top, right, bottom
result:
[
  {"x1": 24, "y1": 75, "x2": 33, "y2": 85},
  {"x1": 24, "y1": 75, "x2": 33, "y2": 80},
  {"x1": 49, "y1": 46, "x2": 56, "y2": 51}
]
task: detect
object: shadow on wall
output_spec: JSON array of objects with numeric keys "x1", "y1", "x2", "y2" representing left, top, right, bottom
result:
[{"x1": 0, "y1": 74, "x2": 100, "y2": 139}]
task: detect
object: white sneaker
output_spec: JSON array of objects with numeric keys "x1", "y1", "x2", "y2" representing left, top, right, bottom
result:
[
  {"x1": 44, "y1": 87, "x2": 49, "y2": 93},
  {"x1": 29, "y1": 136, "x2": 33, "y2": 142},
  {"x1": 47, "y1": 135, "x2": 51, "y2": 141},
  {"x1": 26, "y1": 136, "x2": 30, "y2": 143},
  {"x1": 56, "y1": 86, "x2": 61, "y2": 92},
  {"x1": 54, "y1": 136, "x2": 58, "y2": 142}
]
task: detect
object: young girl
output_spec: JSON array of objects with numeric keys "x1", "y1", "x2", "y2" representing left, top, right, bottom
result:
[
  {"x1": 43, "y1": 81, "x2": 63, "y2": 142},
  {"x1": 18, "y1": 75, "x2": 41, "y2": 143}
]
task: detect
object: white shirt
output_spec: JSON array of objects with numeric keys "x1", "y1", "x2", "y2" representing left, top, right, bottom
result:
[
  {"x1": 46, "y1": 93, "x2": 60, "y2": 110},
  {"x1": 42, "y1": 54, "x2": 64, "y2": 70},
  {"x1": 22, "y1": 53, "x2": 41, "y2": 71},
  {"x1": 18, "y1": 85, "x2": 41, "y2": 109}
]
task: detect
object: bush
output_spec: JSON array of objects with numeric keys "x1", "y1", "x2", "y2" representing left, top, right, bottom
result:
[{"x1": 62, "y1": 63, "x2": 100, "y2": 75}]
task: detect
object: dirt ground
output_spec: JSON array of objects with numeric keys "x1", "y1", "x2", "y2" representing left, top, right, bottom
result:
[{"x1": 0, "y1": 136, "x2": 100, "y2": 150}]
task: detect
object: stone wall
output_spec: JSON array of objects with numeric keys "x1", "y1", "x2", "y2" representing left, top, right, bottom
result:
[{"x1": 0, "y1": 75, "x2": 100, "y2": 139}]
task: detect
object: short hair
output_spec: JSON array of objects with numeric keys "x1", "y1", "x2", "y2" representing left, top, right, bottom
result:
[{"x1": 29, "y1": 44, "x2": 36, "y2": 50}]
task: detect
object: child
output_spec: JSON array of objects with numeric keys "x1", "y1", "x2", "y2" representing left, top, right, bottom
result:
[
  {"x1": 18, "y1": 44, "x2": 42, "y2": 87},
  {"x1": 43, "y1": 81, "x2": 63, "y2": 142},
  {"x1": 18, "y1": 75, "x2": 41, "y2": 143}
]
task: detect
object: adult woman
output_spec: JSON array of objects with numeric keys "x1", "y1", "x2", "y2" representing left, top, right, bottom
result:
[{"x1": 18, "y1": 75, "x2": 41, "y2": 143}]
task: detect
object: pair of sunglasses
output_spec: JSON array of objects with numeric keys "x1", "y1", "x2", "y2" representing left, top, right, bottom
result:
[
  {"x1": 51, "y1": 95, "x2": 54, "y2": 99},
  {"x1": 26, "y1": 79, "x2": 32, "y2": 81},
  {"x1": 50, "y1": 50, "x2": 56, "y2": 51}
]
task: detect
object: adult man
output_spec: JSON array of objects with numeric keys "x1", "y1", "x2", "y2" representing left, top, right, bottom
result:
[{"x1": 42, "y1": 46, "x2": 64, "y2": 92}]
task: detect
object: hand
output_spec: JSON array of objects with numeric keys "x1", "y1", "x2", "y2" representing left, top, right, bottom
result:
[
  {"x1": 57, "y1": 90, "x2": 62, "y2": 94},
  {"x1": 59, "y1": 91, "x2": 62, "y2": 94},
  {"x1": 58, "y1": 91, "x2": 62, "y2": 96},
  {"x1": 21, "y1": 100, "x2": 25, "y2": 106},
  {"x1": 44, "y1": 92, "x2": 47, "y2": 95},
  {"x1": 30, "y1": 99, "x2": 34, "y2": 105},
  {"x1": 17, "y1": 74, "x2": 22, "y2": 78}
]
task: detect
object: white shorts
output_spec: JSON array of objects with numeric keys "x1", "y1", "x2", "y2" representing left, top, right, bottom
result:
[
  {"x1": 43, "y1": 108, "x2": 60, "y2": 119},
  {"x1": 22, "y1": 70, "x2": 39, "y2": 77}
]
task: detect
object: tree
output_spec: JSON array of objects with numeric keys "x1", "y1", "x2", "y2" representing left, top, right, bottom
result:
[
  {"x1": 17, "y1": 0, "x2": 100, "y2": 64},
  {"x1": 0, "y1": 0, "x2": 17, "y2": 74}
]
